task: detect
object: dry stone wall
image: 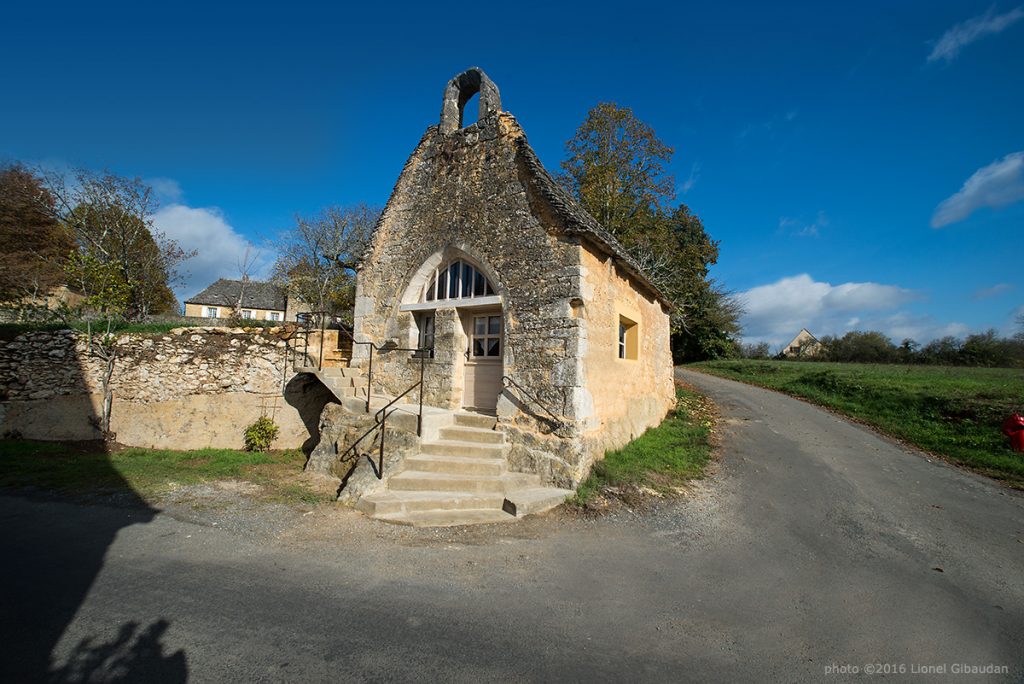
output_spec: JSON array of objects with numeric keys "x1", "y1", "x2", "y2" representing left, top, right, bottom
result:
[{"x1": 0, "y1": 327, "x2": 334, "y2": 450}]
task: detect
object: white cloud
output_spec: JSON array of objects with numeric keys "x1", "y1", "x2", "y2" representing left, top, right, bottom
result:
[
  {"x1": 146, "y1": 177, "x2": 184, "y2": 203},
  {"x1": 931, "y1": 151, "x2": 1024, "y2": 227},
  {"x1": 738, "y1": 274, "x2": 924, "y2": 345},
  {"x1": 681, "y1": 162, "x2": 701, "y2": 194},
  {"x1": 151, "y1": 204, "x2": 273, "y2": 303},
  {"x1": 779, "y1": 211, "x2": 828, "y2": 237},
  {"x1": 973, "y1": 283, "x2": 1013, "y2": 299},
  {"x1": 928, "y1": 6, "x2": 1024, "y2": 63}
]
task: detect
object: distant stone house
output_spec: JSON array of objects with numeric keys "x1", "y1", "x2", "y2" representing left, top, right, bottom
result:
[
  {"x1": 184, "y1": 279, "x2": 301, "y2": 322},
  {"x1": 349, "y1": 67, "x2": 675, "y2": 487},
  {"x1": 782, "y1": 328, "x2": 822, "y2": 358}
]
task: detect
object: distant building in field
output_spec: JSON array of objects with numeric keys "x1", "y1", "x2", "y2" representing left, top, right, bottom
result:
[{"x1": 782, "y1": 328, "x2": 822, "y2": 358}]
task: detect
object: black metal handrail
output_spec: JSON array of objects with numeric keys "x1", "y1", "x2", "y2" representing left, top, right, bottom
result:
[
  {"x1": 295, "y1": 311, "x2": 382, "y2": 413},
  {"x1": 501, "y1": 375, "x2": 568, "y2": 433},
  {"x1": 335, "y1": 349, "x2": 428, "y2": 480}
]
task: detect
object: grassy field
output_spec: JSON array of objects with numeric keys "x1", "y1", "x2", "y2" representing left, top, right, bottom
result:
[
  {"x1": 572, "y1": 385, "x2": 715, "y2": 507},
  {"x1": 692, "y1": 360, "x2": 1024, "y2": 487},
  {"x1": 0, "y1": 441, "x2": 331, "y2": 504}
]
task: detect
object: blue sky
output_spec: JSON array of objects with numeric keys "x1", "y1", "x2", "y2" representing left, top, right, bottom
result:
[{"x1": 2, "y1": 1, "x2": 1022, "y2": 346}]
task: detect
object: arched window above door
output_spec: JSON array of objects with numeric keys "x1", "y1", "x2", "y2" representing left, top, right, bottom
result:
[{"x1": 423, "y1": 259, "x2": 496, "y2": 302}]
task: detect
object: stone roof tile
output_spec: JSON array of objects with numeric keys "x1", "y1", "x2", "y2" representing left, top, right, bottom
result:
[{"x1": 184, "y1": 279, "x2": 286, "y2": 311}]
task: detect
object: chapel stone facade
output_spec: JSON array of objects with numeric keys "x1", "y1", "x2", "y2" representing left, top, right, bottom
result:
[{"x1": 351, "y1": 67, "x2": 675, "y2": 487}]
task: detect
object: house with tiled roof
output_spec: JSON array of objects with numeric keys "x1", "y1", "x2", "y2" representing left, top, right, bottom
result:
[{"x1": 184, "y1": 279, "x2": 298, "y2": 322}]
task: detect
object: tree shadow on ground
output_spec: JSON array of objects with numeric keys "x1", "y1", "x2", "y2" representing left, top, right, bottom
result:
[
  {"x1": 0, "y1": 328, "x2": 187, "y2": 682},
  {"x1": 49, "y1": 619, "x2": 187, "y2": 683}
]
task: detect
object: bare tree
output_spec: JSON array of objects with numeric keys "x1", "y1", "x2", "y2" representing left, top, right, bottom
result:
[
  {"x1": 231, "y1": 243, "x2": 261, "y2": 320},
  {"x1": 272, "y1": 204, "x2": 379, "y2": 319},
  {"x1": 38, "y1": 168, "x2": 194, "y2": 319}
]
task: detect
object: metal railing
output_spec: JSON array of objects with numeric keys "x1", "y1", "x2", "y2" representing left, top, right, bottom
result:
[
  {"x1": 294, "y1": 311, "x2": 377, "y2": 413},
  {"x1": 501, "y1": 375, "x2": 568, "y2": 434},
  {"x1": 335, "y1": 344, "x2": 429, "y2": 480},
  {"x1": 293, "y1": 312, "x2": 431, "y2": 480}
]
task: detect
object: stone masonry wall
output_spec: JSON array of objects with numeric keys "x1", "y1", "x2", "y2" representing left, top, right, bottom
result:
[
  {"x1": 353, "y1": 113, "x2": 589, "y2": 486},
  {"x1": 0, "y1": 327, "x2": 334, "y2": 450}
]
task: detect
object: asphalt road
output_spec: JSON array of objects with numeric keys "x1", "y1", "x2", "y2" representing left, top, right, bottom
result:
[{"x1": 2, "y1": 369, "x2": 1022, "y2": 683}]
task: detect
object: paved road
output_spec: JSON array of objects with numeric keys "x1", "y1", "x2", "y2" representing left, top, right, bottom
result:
[{"x1": 1, "y1": 369, "x2": 1022, "y2": 682}]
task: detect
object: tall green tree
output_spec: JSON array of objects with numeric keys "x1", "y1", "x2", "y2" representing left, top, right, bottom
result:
[
  {"x1": 0, "y1": 164, "x2": 76, "y2": 305},
  {"x1": 560, "y1": 103, "x2": 675, "y2": 240},
  {"x1": 560, "y1": 103, "x2": 742, "y2": 359}
]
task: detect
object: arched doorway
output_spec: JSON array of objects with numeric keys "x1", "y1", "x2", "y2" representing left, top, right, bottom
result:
[{"x1": 400, "y1": 252, "x2": 504, "y2": 412}]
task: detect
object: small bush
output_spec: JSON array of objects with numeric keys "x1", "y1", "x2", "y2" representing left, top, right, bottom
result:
[{"x1": 243, "y1": 417, "x2": 279, "y2": 452}]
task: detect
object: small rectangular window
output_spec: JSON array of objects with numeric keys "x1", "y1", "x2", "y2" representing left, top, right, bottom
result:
[
  {"x1": 618, "y1": 315, "x2": 638, "y2": 360},
  {"x1": 416, "y1": 313, "x2": 435, "y2": 358},
  {"x1": 241, "y1": 310, "x2": 252, "y2": 319},
  {"x1": 206, "y1": 307, "x2": 218, "y2": 318},
  {"x1": 269, "y1": 312, "x2": 281, "y2": 321}
]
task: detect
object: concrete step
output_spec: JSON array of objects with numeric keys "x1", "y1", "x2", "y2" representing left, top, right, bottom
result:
[
  {"x1": 373, "y1": 508, "x2": 516, "y2": 528},
  {"x1": 340, "y1": 394, "x2": 408, "y2": 414},
  {"x1": 438, "y1": 425, "x2": 504, "y2": 444},
  {"x1": 323, "y1": 375, "x2": 368, "y2": 388},
  {"x1": 453, "y1": 412, "x2": 498, "y2": 430},
  {"x1": 502, "y1": 486, "x2": 573, "y2": 517},
  {"x1": 389, "y1": 471, "x2": 507, "y2": 494},
  {"x1": 320, "y1": 367, "x2": 363, "y2": 379},
  {"x1": 420, "y1": 440, "x2": 505, "y2": 459},
  {"x1": 355, "y1": 490, "x2": 504, "y2": 516},
  {"x1": 405, "y1": 454, "x2": 506, "y2": 476}
]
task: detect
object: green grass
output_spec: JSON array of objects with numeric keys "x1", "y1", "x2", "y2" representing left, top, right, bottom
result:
[
  {"x1": 572, "y1": 386, "x2": 715, "y2": 506},
  {"x1": 0, "y1": 441, "x2": 330, "y2": 504},
  {"x1": 692, "y1": 360, "x2": 1024, "y2": 487}
]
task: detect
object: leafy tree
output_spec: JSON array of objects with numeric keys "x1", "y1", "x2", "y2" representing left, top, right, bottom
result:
[
  {"x1": 560, "y1": 103, "x2": 742, "y2": 359},
  {"x1": 0, "y1": 164, "x2": 76, "y2": 306},
  {"x1": 272, "y1": 204, "x2": 379, "y2": 320},
  {"x1": 821, "y1": 331, "x2": 897, "y2": 363},
  {"x1": 740, "y1": 341, "x2": 772, "y2": 359},
  {"x1": 64, "y1": 251, "x2": 131, "y2": 439},
  {"x1": 560, "y1": 103, "x2": 674, "y2": 239},
  {"x1": 41, "y1": 169, "x2": 192, "y2": 320},
  {"x1": 920, "y1": 336, "x2": 962, "y2": 365}
]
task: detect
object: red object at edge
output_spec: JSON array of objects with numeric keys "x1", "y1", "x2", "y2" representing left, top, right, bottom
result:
[
  {"x1": 1012, "y1": 431, "x2": 1024, "y2": 452},
  {"x1": 1003, "y1": 414, "x2": 1024, "y2": 452},
  {"x1": 1002, "y1": 413, "x2": 1024, "y2": 436}
]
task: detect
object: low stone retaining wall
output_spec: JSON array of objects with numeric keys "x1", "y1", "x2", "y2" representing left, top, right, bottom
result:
[{"x1": 0, "y1": 328, "x2": 334, "y2": 451}]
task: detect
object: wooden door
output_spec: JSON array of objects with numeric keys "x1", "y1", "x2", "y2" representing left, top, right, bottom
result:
[{"x1": 463, "y1": 312, "x2": 503, "y2": 411}]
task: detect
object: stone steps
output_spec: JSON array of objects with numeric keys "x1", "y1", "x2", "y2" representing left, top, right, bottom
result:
[
  {"x1": 304, "y1": 366, "x2": 569, "y2": 527},
  {"x1": 503, "y1": 486, "x2": 574, "y2": 516},
  {"x1": 404, "y1": 453, "x2": 506, "y2": 476},
  {"x1": 438, "y1": 425, "x2": 504, "y2": 444},
  {"x1": 373, "y1": 508, "x2": 517, "y2": 528},
  {"x1": 420, "y1": 440, "x2": 504, "y2": 458},
  {"x1": 389, "y1": 470, "x2": 536, "y2": 495},
  {"x1": 452, "y1": 412, "x2": 498, "y2": 430},
  {"x1": 355, "y1": 490, "x2": 505, "y2": 516}
]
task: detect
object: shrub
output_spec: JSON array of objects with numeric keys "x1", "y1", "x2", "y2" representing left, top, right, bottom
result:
[{"x1": 243, "y1": 416, "x2": 279, "y2": 452}]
